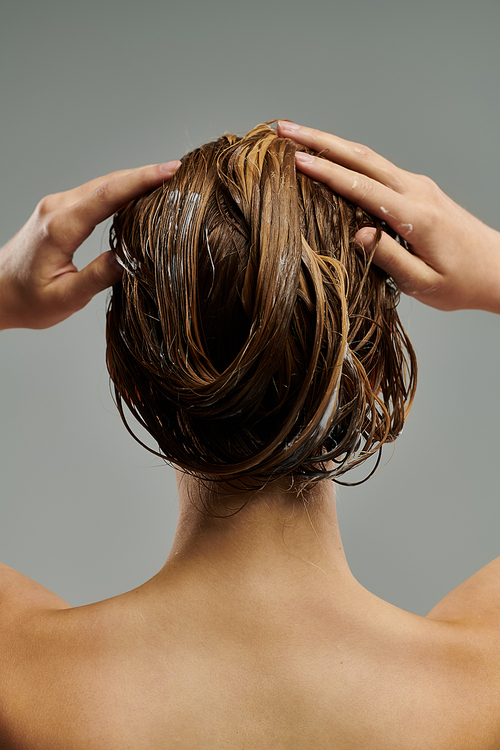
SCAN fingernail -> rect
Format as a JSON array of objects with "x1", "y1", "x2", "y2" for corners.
[
  {"x1": 295, "y1": 152, "x2": 315, "y2": 165},
  {"x1": 159, "y1": 160, "x2": 182, "y2": 174},
  {"x1": 279, "y1": 120, "x2": 301, "y2": 133},
  {"x1": 355, "y1": 229, "x2": 375, "y2": 252},
  {"x1": 106, "y1": 251, "x2": 124, "y2": 274}
]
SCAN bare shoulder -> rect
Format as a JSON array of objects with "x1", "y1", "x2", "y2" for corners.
[
  {"x1": 0, "y1": 563, "x2": 74, "y2": 748},
  {"x1": 0, "y1": 562, "x2": 72, "y2": 703},
  {"x1": 423, "y1": 556, "x2": 500, "y2": 701},
  {"x1": 0, "y1": 561, "x2": 71, "y2": 617},
  {"x1": 427, "y1": 556, "x2": 500, "y2": 628}
]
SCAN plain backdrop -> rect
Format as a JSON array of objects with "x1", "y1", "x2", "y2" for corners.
[{"x1": 1, "y1": 0, "x2": 499, "y2": 612}]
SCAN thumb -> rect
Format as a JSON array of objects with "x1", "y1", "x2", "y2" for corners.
[
  {"x1": 62, "y1": 251, "x2": 123, "y2": 311},
  {"x1": 355, "y1": 228, "x2": 437, "y2": 297}
]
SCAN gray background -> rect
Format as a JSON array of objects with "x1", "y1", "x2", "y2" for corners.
[{"x1": 1, "y1": 0, "x2": 499, "y2": 613}]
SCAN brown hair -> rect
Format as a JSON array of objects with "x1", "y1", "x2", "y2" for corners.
[{"x1": 106, "y1": 123, "x2": 416, "y2": 490}]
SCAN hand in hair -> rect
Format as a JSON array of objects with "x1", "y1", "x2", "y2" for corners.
[
  {"x1": 278, "y1": 121, "x2": 500, "y2": 314},
  {"x1": 107, "y1": 124, "x2": 416, "y2": 489},
  {"x1": 0, "y1": 162, "x2": 180, "y2": 330}
]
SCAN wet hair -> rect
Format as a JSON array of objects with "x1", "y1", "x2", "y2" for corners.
[{"x1": 106, "y1": 123, "x2": 416, "y2": 491}]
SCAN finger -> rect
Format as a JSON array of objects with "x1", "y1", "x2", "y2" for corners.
[
  {"x1": 76, "y1": 160, "x2": 182, "y2": 222},
  {"x1": 356, "y1": 228, "x2": 440, "y2": 298},
  {"x1": 40, "y1": 161, "x2": 182, "y2": 262},
  {"x1": 53, "y1": 251, "x2": 123, "y2": 313},
  {"x1": 50, "y1": 161, "x2": 182, "y2": 252},
  {"x1": 52, "y1": 167, "x2": 157, "y2": 209},
  {"x1": 278, "y1": 121, "x2": 406, "y2": 194},
  {"x1": 47, "y1": 161, "x2": 182, "y2": 219},
  {"x1": 295, "y1": 152, "x2": 413, "y2": 240}
]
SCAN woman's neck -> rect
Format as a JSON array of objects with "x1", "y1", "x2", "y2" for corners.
[{"x1": 158, "y1": 471, "x2": 354, "y2": 595}]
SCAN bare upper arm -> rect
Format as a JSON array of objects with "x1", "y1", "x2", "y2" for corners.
[
  {"x1": 0, "y1": 562, "x2": 71, "y2": 619},
  {"x1": 426, "y1": 556, "x2": 500, "y2": 626},
  {"x1": 0, "y1": 565, "x2": 71, "y2": 748}
]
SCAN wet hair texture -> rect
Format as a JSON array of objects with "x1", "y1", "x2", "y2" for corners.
[{"x1": 107, "y1": 123, "x2": 417, "y2": 490}]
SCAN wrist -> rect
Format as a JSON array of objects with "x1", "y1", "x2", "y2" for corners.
[{"x1": 478, "y1": 226, "x2": 500, "y2": 314}]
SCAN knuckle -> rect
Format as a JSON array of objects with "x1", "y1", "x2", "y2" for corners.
[
  {"x1": 44, "y1": 213, "x2": 74, "y2": 246},
  {"x1": 358, "y1": 177, "x2": 375, "y2": 199},
  {"x1": 403, "y1": 271, "x2": 440, "y2": 300},
  {"x1": 307, "y1": 128, "x2": 323, "y2": 148},
  {"x1": 416, "y1": 173, "x2": 439, "y2": 197},
  {"x1": 43, "y1": 215, "x2": 61, "y2": 242},
  {"x1": 36, "y1": 193, "x2": 58, "y2": 216},
  {"x1": 400, "y1": 276, "x2": 425, "y2": 297},
  {"x1": 416, "y1": 202, "x2": 438, "y2": 236},
  {"x1": 417, "y1": 173, "x2": 436, "y2": 187},
  {"x1": 95, "y1": 181, "x2": 112, "y2": 202},
  {"x1": 89, "y1": 263, "x2": 105, "y2": 288},
  {"x1": 352, "y1": 143, "x2": 372, "y2": 159}
]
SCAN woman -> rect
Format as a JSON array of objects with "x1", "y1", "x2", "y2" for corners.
[{"x1": 0, "y1": 122, "x2": 499, "y2": 749}]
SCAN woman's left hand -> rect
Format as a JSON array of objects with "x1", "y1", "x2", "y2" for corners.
[
  {"x1": 0, "y1": 161, "x2": 180, "y2": 330},
  {"x1": 277, "y1": 121, "x2": 500, "y2": 313}
]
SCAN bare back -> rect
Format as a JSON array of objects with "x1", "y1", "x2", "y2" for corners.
[{"x1": 2, "y1": 561, "x2": 500, "y2": 750}]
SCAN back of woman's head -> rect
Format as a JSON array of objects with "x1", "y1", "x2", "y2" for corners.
[{"x1": 107, "y1": 123, "x2": 416, "y2": 491}]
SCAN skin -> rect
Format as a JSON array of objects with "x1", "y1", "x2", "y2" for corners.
[
  {"x1": 0, "y1": 161, "x2": 181, "y2": 330},
  {"x1": 277, "y1": 120, "x2": 500, "y2": 314},
  {"x1": 2, "y1": 148, "x2": 500, "y2": 749}
]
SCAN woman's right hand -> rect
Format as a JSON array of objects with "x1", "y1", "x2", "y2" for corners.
[
  {"x1": 0, "y1": 161, "x2": 180, "y2": 330},
  {"x1": 277, "y1": 121, "x2": 500, "y2": 314}
]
